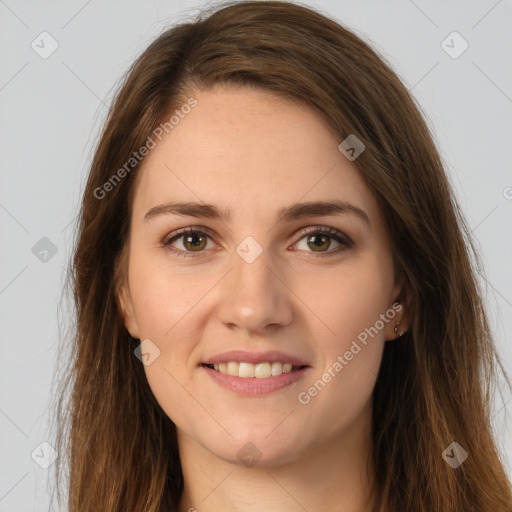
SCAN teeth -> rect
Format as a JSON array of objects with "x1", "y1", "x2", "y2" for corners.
[
  {"x1": 227, "y1": 362, "x2": 239, "y2": 377},
  {"x1": 239, "y1": 362, "x2": 255, "y2": 378},
  {"x1": 255, "y1": 362, "x2": 271, "y2": 378},
  {"x1": 210, "y1": 361, "x2": 298, "y2": 378},
  {"x1": 271, "y1": 362, "x2": 282, "y2": 376}
]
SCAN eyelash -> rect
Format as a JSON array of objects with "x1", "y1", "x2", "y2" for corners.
[{"x1": 161, "y1": 225, "x2": 353, "y2": 259}]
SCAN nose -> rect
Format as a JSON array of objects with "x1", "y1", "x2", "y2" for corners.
[{"x1": 216, "y1": 246, "x2": 293, "y2": 334}]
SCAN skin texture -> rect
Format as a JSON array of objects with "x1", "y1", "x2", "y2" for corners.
[{"x1": 116, "y1": 85, "x2": 409, "y2": 512}]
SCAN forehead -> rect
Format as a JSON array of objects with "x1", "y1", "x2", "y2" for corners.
[{"x1": 131, "y1": 86, "x2": 379, "y2": 225}]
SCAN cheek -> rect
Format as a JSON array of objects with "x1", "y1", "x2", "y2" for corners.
[
  {"x1": 127, "y1": 251, "x2": 206, "y2": 399},
  {"x1": 128, "y1": 255, "x2": 207, "y2": 426},
  {"x1": 294, "y1": 256, "x2": 393, "y2": 351},
  {"x1": 128, "y1": 246, "x2": 209, "y2": 339},
  {"x1": 293, "y1": 259, "x2": 392, "y2": 416}
]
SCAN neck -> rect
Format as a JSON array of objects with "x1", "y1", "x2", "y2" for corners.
[{"x1": 177, "y1": 400, "x2": 377, "y2": 512}]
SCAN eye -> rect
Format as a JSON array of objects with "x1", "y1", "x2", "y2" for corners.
[
  {"x1": 162, "y1": 227, "x2": 216, "y2": 258},
  {"x1": 292, "y1": 226, "x2": 353, "y2": 257},
  {"x1": 161, "y1": 225, "x2": 352, "y2": 258}
]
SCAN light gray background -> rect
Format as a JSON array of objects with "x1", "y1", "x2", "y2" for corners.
[{"x1": 1, "y1": 0, "x2": 511, "y2": 510}]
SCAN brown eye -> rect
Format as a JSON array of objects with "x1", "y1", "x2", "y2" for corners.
[
  {"x1": 163, "y1": 228, "x2": 215, "y2": 258},
  {"x1": 306, "y1": 233, "x2": 332, "y2": 252},
  {"x1": 294, "y1": 226, "x2": 353, "y2": 256},
  {"x1": 181, "y1": 232, "x2": 208, "y2": 251}
]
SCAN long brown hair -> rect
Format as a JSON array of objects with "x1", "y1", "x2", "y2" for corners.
[{"x1": 50, "y1": 1, "x2": 512, "y2": 510}]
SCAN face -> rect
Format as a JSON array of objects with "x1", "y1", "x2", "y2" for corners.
[{"x1": 116, "y1": 85, "x2": 406, "y2": 466}]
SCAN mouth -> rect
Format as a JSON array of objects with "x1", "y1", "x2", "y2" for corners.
[
  {"x1": 200, "y1": 353, "x2": 312, "y2": 395},
  {"x1": 200, "y1": 350, "x2": 312, "y2": 395}
]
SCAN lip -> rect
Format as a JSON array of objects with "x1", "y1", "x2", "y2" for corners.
[
  {"x1": 201, "y1": 350, "x2": 310, "y2": 366},
  {"x1": 202, "y1": 364, "x2": 312, "y2": 395}
]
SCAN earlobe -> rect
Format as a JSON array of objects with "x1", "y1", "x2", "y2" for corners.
[
  {"x1": 385, "y1": 284, "x2": 413, "y2": 342},
  {"x1": 385, "y1": 303, "x2": 408, "y2": 341},
  {"x1": 392, "y1": 319, "x2": 405, "y2": 337}
]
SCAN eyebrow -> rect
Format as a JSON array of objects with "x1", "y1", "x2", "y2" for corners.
[{"x1": 143, "y1": 200, "x2": 370, "y2": 226}]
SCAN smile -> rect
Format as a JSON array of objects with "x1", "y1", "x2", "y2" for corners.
[
  {"x1": 201, "y1": 362, "x2": 311, "y2": 395},
  {"x1": 203, "y1": 361, "x2": 305, "y2": 378}
]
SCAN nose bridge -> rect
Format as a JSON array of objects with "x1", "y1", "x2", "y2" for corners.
[{"x1": 216, "y1": 238, "x2": 292, "y2": 332}]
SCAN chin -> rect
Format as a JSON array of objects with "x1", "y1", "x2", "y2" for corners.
[{"x1": 200, "y1": 426, "x2": 307, "y2": 468}]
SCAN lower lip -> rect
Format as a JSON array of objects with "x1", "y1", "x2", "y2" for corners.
[{"x1": 202, "y1": 365, "x2": 311, "y2": 395}]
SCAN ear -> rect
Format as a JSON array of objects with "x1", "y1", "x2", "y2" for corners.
[
  {"x1": 113, "y1": 247, "x2": 140, "y2": 339},
  {"x1": 384, "y1": 280, "x2": 413, "y2": 342}
]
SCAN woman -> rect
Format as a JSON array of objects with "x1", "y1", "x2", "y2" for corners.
[{"x1": 50, "y1": 1, "x2": 512, "y2": 510}]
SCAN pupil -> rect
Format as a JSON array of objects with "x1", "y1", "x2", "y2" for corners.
[
  {"x1": 185, "y1": 233, "x2": 205, "y2": 250},
  {"x1": 309, "y1": 234, "x2": 329, "y2": 250}
]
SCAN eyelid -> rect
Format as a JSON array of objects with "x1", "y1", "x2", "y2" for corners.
[
  {"x1": 161, "y1": 225, "x2": 217, "y2": 246},
  {"x1": 293, "y1": 225, "x2": 353, "y2": 246}
]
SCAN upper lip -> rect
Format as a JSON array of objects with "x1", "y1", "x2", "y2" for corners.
[{"x1": 202, "y1": 350, "x2": 311, "y2": 367}]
